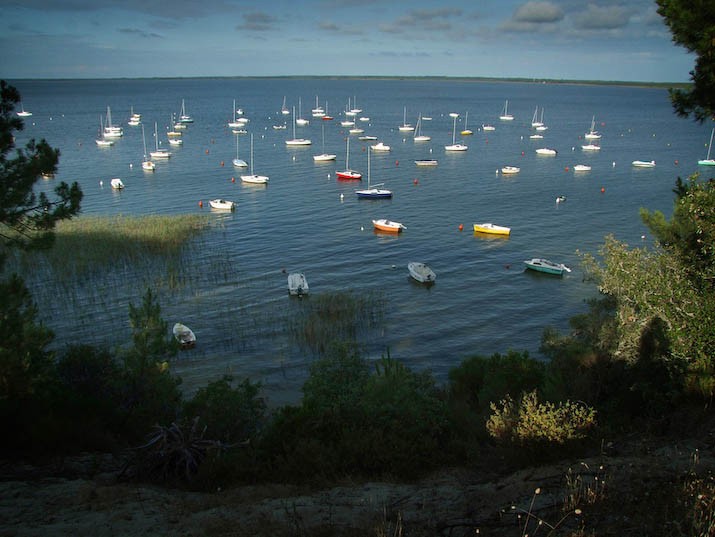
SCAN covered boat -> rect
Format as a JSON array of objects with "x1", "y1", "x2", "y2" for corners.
[
  {"x1": 408, "y1": 261, "x2": 436, "y2": 284},
  {"x1": 173, "y1": 322, "x2": 196, "y2": 349},
  {"x1": 287, "y1": 273, "x2": 309, "y2": 296}
]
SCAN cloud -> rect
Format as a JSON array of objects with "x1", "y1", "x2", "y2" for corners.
[
  {"x1": 513, "y1": 1, "x2": 564, "y2": 23},
  {"x1": 118, "y1": 27, "x2": 163, "y2": 38},
  {"x1": 378, "y1": 7, "x2": 464, "y2": 36},
  {"x1": 572, "y1": 4, "x2": 631, "y2": 30},
  {"x1": 236, "y1": 11, "x2": 277, "y2": 32},
  {"x1": 317, "y1": 21, "x2": 364, "y2": 35}
]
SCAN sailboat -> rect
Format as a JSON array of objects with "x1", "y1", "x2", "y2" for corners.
[
  {"x1": 499, "y1": 100, "x2": 514, "y2": 121},
  {"x1": 95, "y1": 115, "x2": 114, "y2": 147},
  {"x1": 584, "y1": 115, "x2": 601, "y2": 139},
  {"x1": 16, "y1": 102, "x2": 32, "y2": 117},
  {"x1": 460, "y1": 111, "x2": 473, "y2": 135},
  {"x1": 103, "y1": 106, "x2": 123, "y2": 138},
  {"x1": 311, "y1": 96, "x2": 325, "y2": 118},
  {"x1": 149, "y1": 122, "x2": 171, "y2": 159},
  {"x1": 445, "y1": 113, "x2": 468, "y2": 151},
  {"x1": 228, "y1": 99, "x2": 243, "y2": 128},
  {"x1": 178, "y1": 99, "x2": 193, "y2": 123},
  {"x1": 232, "y1": 133, "x2": 248, "y2": 168},
  {"x1": 141, "y1": 124, "x2": 155, "y2": 171},
  {"x1": 286, "y1": 106, "x2": 311, "y2": 146},
  {"x1": 356, "y1": 144, "x2": 392, "y2": 199},
  {"x1": 398, "y1": 106, "x2": 413, "y2": 132},
  {"x1": 281, "y1": 96, "x2": 290, "y2": 115},
  {"x1": 296, "y1": 97, "x2": 309, "y2": 126},
  {"x1": 240, "y1": 134, "x2": 269, "y2": 184},
  {"x1": 413, "y1": 114, "x2": 431, "y2": 142},
  {"x1": 336, "y1": 137, "x2": 362, "y2": 180},
  {"x1": 699, "y1": 128, "x2": 715, "y2": 166},
  {"x1": 313, "y1": 122, "x2": 336, "y2": 161},
  {"x1": 531, "y1": 106, "x2": 543, "y2": 127}
]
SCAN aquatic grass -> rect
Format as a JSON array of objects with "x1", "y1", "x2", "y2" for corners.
[{"x1": 288, "y1": 290, "x2": 386, "y2": 355}]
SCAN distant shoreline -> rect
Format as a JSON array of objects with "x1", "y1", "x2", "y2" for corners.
[{"x1": 7, "y1": 75, "x2": 690, "y2": 89}]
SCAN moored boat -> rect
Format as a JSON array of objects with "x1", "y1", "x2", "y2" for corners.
[
  {"x1": 407, "y1": 261, "x2": 436, "y2": 284},
  {"x1": 372, "y1": 219, "x2": 405, "y2": 233},
  {"x1": 632, "y1": 160, "x2": 656, "y2": 168},
  {"x1": 501, "y1": 166, "x2": 520, "y2": 175},
  {"x1": 523, "y1": 258, "x2": 571, "y2": 276},
  {"x1": 287, "y1": 273, "x2": 309, "y2": 296},
  {"x1": 110, "y1": 178, "x2": 124, "y2": 190},
  {"x1": 173, "y1": 322, "x2": 196, "y2": 349},
  {"x1": 209, "y1": 199, "x2": 236, "y2": 210},
  {"x1": 473, "y1": 222, "x2": 511, "y2": 236}
]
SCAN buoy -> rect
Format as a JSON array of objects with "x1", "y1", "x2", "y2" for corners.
[
  {"x1": 395, "y1": 160, "x2": 399, "y2": 166},
  {"x1": 231, "y1": 177, "x2": 235, "y2": 183},
  {"x1": 360, "y1": 226, "x2": 364, "y2": 231},
  {"x1": 205, "y1": 149, "x2": 209, "y2": 154},
  {"x1": 129, "y1": 163, "x2": 133, "y2": 168},
  {"x1": 521, "y1": 151, "x2": 525, "y2": 156},
  {"x1": 565, "y1": 166, "x2": 569, "y2": 172},
  {"x1": 413, "y1": 178, "x2": 418, "y2": 185},
  {"x1": 674, "y1": 159, "x2": 679, "y2": 165},
  {"x1": 601, "y1": 187, "x2": 605, "y2": 193},
  {"x1": 340, "y1": 193, "x2": 344, "y2": 200},
  {"x1": 220, "y1": 161, "x2": 224, "y2": 167},
  {"x1": 199, "y1": 200, "x2": 203, "y2": 207},
  {"x1": 458, "y1": 223, "x2": 464, "y2": 231},
  {"x1": 612, "y1": 161, "x2": 616, "y2": 167},
  {"x1": 496, "y1": 169, "x2": 499, "y2": 175},
  {"x1": 99, "y1": 180, "x2": 103, "y2": 186}
]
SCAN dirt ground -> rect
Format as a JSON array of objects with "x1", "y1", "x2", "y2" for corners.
[{"x1": 1, "y1": 435, "x2": 713, "y2": 537}]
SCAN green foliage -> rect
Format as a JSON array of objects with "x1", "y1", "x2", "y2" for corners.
[
  {"x1": 486, "y1": 390, "x2": 597, "y2": 447},
  {"x1": 118, "y1": 289, "x2": 182, "y2": 441},
  {"x1": 0, "y1": 80, "x2": 82, "y2": 269},
  {"x1": 0, "y1": 273, "x2": 54, "y2": 402},
  {"x1": 656, "y1": 1, "x2": 715, "y2": 121},
  {"x1": 183, "y1": 375, "x2": 266, "y2": 444},
  {"x1": 448, "y1": 350, "x2": 545, "y2": 414}
]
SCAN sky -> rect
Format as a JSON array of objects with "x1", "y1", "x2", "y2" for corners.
[{"x1": 0, "y1": 0, "x2": 695, "y2": 82}]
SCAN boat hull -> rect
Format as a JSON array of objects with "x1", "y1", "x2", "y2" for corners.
[
  {"x1": 173, "y1": 323, "x2": 196, "y2": 349},
  {"x1": 408, "y1": 262, "x2": 436, "y2": 283},
  {"x1": 523, "y1": 258, "x2": 569, "y2": 276},
  {"x1": 372, "y1": 219, "x2": 404, "y2": 233},
  {"x1": 287, "y1": 273, "x2": 309, "y2": 296},
  {"x1": 473, "y1": 223, "x2": 511, "y2": 236}
]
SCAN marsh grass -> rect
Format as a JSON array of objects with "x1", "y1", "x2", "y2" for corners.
[{"x1": 288, "y1": 290, "x2": 386, "y2": 355}]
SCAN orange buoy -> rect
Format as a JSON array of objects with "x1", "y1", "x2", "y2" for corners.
[
  {"x1": 395, "y1": 160, "x2": 399, "y2": 166},
  {"x1": 231, "y1": 177, "x2": 235, "y2": 183},
  {"x1": 198, "y1": 200, "x2": 203, "y2": 207},
  {"x1": 601, "y1": 187, "x2": 605, "y2": 193},
  {"x1": 674, "y1": 160, "x2": 679, "y2": 165},
  {"x1": 565, "y1": 166, "x2": 569, "y2": 172},
  {"x1": 521, "y1": 151, "x2": 525, "y2": 156},
  {"x1": 220, "y1": 161, "x2": 224, "y2": 167},
  {"x1": 205, "y1": 149, "x2": 209, "y2": 154},
  {"x1": 413, "y1": 178, "x2": 419, "y2": 185},
  {"x1": 458, "y1": 223, "x2": 464, "y2": 231}
]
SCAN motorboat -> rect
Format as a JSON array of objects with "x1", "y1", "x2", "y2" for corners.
[
  {"x1": 173, "y1": 322, "x2": 196, "y2": 349},
  {"x1": 473, "y1": 222, "x2": 511, "y2": 236},
  {"x1": 523, "y1": 258, "x2": 571, "y2": 276},
  {"x1": 632, "y1": 160, "x2": 656, "y2": 168},
  {"x1": 372, "y1": 219, "x2": 405, "y2": 233},
  {"x1": 209, "y1": 199, "x2": 236, "y2": 210},
  {"x1": 408, "y1": 262, "x2": 436, "y2": 284},
  {"x1": 501, "y1": 166, "x2": 520, "y2": 175},
  {"x1": 287, "y1": 273, "x2": 309, "y2": 296}
]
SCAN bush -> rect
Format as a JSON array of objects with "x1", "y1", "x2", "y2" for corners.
[
  {"x1": 183, "y1": 375, "x2": 266, "y2": 444},
  {"x1": 487, "y1": 390, "x2": 597, "y2": 448}
]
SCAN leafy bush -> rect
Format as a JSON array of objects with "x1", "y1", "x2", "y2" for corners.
[
  {"x1": 487, "y1": 390, "x2": 597, "y2": 447},
  {"x1": 183, "y1": 375, "x2": 266, "y2": 444}
]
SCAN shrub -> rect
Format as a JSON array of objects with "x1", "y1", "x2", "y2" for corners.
[
  {"x1": 487, "y1": 390, "x2": 597, "y2": 447},
  {"x1": 183, "y1": 375, "x2": 266, "y2": 444}
]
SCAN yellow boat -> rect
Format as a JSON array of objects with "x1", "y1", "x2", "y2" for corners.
[{"x1": 473, "y1": 222, "x2": 511, "y2": 236}]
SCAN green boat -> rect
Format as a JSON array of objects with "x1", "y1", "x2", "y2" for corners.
[{"x1": 524, "y1": 258, "x2": 571, "y2": 276}]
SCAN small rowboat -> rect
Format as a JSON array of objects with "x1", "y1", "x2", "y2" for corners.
[
  {"x1": 473, "y1": 222, "x2": 511, "y2": 236},
  {"x1": 408, "y1": 261, "x2": 436, "y2": 284},
  {"x1": 173, "y1": 322, "x2": 196, "y2": 349},
  {"x1": 287, "y1": 273, "x2": 309, "y2": 296},
  {"x1": 501, "y1": 166, "x2": 520, "y2": 174},
  {"x1": 632, "y1": 160, "x2": 656, "y2": 168},
  {"x1": 372, "y1": 219, "x2": 405, "y2": 233},
  {"x1": 536, "y1": 148, "x2": 557, "y2": 156},
  {"x1": 523, "y1": 258, "x2": 571, "y2": 276},
  {"x1": 415, "y1": 159, "x2": 438, "y2": 166},
  {"x1": 110, "y1": 178, "x2": 124, "y2": 190}
]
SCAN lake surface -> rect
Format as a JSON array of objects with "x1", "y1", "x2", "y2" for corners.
[{"x1": 11, "y1": 77, "x2": 714, "y2": 404}]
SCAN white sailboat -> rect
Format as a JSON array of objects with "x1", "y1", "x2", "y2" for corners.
[
  {"x1": 398, "y1": 106, "x2": 413, "y2": 132},
  {"x1": 356, "y1": 145, "x2": 392, "y2": 199},
  {"x1": 584, "y1": 115, "x2": 601, "y2": 139},
  {"x1": 141, "y1": 124, "x2": 155, "y2": 171},
  {"x1": 232, "y1": 133, "x2": 248, "y2": 168},
  {"x1": 313, "y1": 122, "x2": 336, "y2": 161},
  {"x1": 460, "y1": 111, "x2": 473, "y2": 135},
  {"x1": 531, "y1": 106, "x2": 543, "y2": 128},
  {"x1": 698, "y1": 128, "x2": 715, "y2": 166},
  {"x1": 95, "y1": 115, "x2": 114, "y2": 147},
  {"x1": 311, "y1": 96, "x2": 325, "y2": 118},
  {"x1": 413, "y1": 114, "x2": 431, "y2": 142},
  {"x1": 286, "y1": 106, "x2": 311, "y2": 146},
  {"x1": 103, "y1": 106, "x2": 123, "y2": 138},
  {"x1": 241, "y1": 134, "x2": 269, "y2": 184},
  {"x1": 445, "y1": 114, "x2": 468, "y2": 151},
  {"x1": 499, "y1": 100, "x2": 514, "y2": 121},
  {"x1": 296, "y1": 97, "x2": 309, "y2": 126},
  {"x1": 150, "y1": 122, "x2": 171, "y2": 159},
  {"x1": 16, "y1": 102, "x2": 32, "y2": 117},
  {"x1": 281, "y1": 96, "x2": 290, "y2": 115},
  {"x1": 178, "y1": 99, "x2": 193, "y2": 123},
  {"x1": 228, "y1": 99, "x2": 243, "y2": 128}
]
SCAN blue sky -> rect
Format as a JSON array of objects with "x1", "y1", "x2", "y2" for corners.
[{"x1": 0, "y1": 0, "x2": 694, "y2": 82}]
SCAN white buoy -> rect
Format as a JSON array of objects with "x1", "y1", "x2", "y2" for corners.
[
  {"x1": 340, "y1": 193, "x2": 344, "y2": 200},
  {"x1": 612, "y1": 161, "x2": 616, "y2": 167},
  {"x1": 99, "y1": 180, "x2": 103, "y2": 187},
  {"x1": 360, "y1": 226, "x2": 364, "y2": 231},
  {"x1": 129, "y1": 163, "x2": 133, "y2": 168}
]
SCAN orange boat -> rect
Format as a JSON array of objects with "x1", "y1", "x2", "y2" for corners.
[{"x1": 372, "y1": 219, "x2": 405, "y2": 233}]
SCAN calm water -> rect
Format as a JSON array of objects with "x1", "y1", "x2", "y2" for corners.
[{"x1": 11, "y1": 78, "x2": 714, "y2": 404}]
